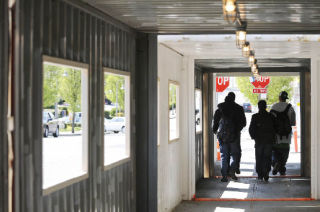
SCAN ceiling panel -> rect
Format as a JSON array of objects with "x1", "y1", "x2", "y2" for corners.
[{"x1": 82, "y1": 0, "x2": 320, "y2": 33}]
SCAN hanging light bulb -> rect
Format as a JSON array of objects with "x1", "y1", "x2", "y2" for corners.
[
  {"x1": 248, "y1": 50, "x2": 255, "y2": 66},
  {"x1": 236, "y1": 21, "x2": 247, "y2": 49},
  {"x1": 222, "y1": 0, "x2": 237, "y2": 23},
  {"x1": 242, "y1": 42, "x2": 250, "y2": 57},
  {"x1": 251, "y1": 64, "x2": 259, "y2": 74}
]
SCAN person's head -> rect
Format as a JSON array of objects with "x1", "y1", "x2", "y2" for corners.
[
  {"x1": 279, "y1": 91, "x2": 289, "y2": 102},
  {"x1": 226, "y1": 92, "x2": 236, "y2": 102},
  {"x1": 258, "y1": 100, "x2": 267, "y2": 111}
]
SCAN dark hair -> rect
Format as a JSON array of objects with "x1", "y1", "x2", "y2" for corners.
[
  {"x1": 227, "y1": 92, "x2": 235, "y2": 102},
  {"x1": 258, "y1": 100, "x2": 267, "y2": 111},
  {"x1": 279, "y1": 91, "x2": 289, "y2": 101}
]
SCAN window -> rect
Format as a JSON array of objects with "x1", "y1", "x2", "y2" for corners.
[
  {"x1": 42, "y1": 56, "x2": 88, "y2": 194},
  {"x1": 169, "y1": 81, "x2": 180, "y2": 142},
  {"x1": 103, "y1": 68, "x2": 130, "y2": 167},
  {"x1": 195, "y1": 89, "x2": 202, "y2": 133}
]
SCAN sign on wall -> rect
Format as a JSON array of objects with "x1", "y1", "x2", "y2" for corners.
[
  {"x1": 250, "y1": 76, "x2": 270, "y2": 88},
  {"x1": 216, "y1": 77, "x2": 230, "y2": 92}
]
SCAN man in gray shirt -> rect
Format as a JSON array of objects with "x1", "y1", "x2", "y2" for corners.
[{"x1": 270, "y1": 91, "x2": 296, "y2": 175}]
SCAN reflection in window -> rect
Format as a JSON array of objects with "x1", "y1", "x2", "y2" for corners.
[
  {"x1": 169, "y1": 82, "x2": 180, "y2": 141},
  {"x1": 104, "y1": 70, "x2": 130, "y2": 166},
  {"x1": 42, "y1": 61, "x2": 88, "y2": 190},
  {"x1": 195, "y1": 89, "x2": 202, "y2": 133}
]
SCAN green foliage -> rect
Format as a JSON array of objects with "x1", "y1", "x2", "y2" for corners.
[
  {"x1": 169, "y1": 84, "x2": 177, "y2": 109},
  {"x1": 60, "y1": 68, "x2": 82, "y2": 113},
  {"x1": 104, "y1": 74, "x2": 125, "y2": 112},
  {"x1": 104, "y1": 111, "x2": 111, "y2": 119},
  {"x1": 236, "y1": 76, "x2": 296, "y2": 106},
  {"x1": 110, "y1": 108, "x2": 123, "y2": 117},
  {"x1": 43, "y1": 64, "x2": 63, "y2": 108}
]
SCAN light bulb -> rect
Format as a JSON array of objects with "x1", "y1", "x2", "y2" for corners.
[
  {"x1": 238, "y1": 31, "x2": 246, "y2": 41},
  {"x1": 225, "y1": 1, "x2": 236, "y2": 12}
]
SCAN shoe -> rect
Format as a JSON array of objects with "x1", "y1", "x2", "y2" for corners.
[
  {"x1": 280, "y1": 171, "x2": 286, "y2": 176},
  {"x1": 230, "y1": 173, "x2": 238, "y2": 180},
  {"x1": 264, "y1": 175, "x2": 269, "y2": 182},
  {"x1": 221, "y1": 176, "x2": 228, "y2": 182},
  {"x1": 272, "y1": 163, "x2": 279, "y2": 175},
  {"x1": 236, "y1": 168, "x2": 241, "y2": 174},
  {"x1": 258, "y1": 176, "x2": 263, "y2": 181}
]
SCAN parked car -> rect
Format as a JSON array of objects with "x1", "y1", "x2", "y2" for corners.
[
  {"x1": 43, "y1": 111, "x2": 60, "y2": 137},
  {"x1": 243, "y1": 103, "x2": 252, "y2": 113},
  {"x1": 104, "y1": 117, "x2": 125, "y2": 133}
]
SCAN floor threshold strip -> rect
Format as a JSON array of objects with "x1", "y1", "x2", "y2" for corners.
[{"x1": 214, "y1": 175, "x2": 302, "y2": 179}]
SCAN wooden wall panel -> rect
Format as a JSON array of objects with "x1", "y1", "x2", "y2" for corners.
[
  {"x1": 14, "y1": 0, "x2": 136, "y2": 211},
  {"x1": 0, "y1": 0, "x2": 9, "y2": 212}
]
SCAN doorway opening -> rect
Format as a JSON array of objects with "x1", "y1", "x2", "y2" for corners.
[{"x1": 196, "y1": 71, "x2": 311, "y2": 200}]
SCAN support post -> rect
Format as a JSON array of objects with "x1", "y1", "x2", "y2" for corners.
[{"x1": 135, "y1": 33, "x2": 158, "y2": 212}]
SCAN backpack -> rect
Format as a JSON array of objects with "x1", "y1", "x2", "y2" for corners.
[
  {"x1": 271, "y1": 104, "x2": 292, "y2": 139},
  {"x1": 217, "y1": 114, "x2": 236, "y2": 144}
]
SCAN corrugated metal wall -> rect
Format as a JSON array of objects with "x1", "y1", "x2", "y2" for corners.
[
  {"x1": 0, "y1": 1, "x2": 9, "y2": 212},
  {"x1": 13, "y1": 0, "x2": 136, "y2": 211},
  {"x1": 194, "y1": 66, "x2": 204, "y2": 183}
]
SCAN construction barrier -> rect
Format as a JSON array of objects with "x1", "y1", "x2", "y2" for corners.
[
  {"x1": 293, "y1": 126, "x2": 298, "y2": 152},
  {"x1": 217, "y1": 140, "x2": 221, "y2": 161}
]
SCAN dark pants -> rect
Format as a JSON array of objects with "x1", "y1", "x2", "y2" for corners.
[
  {"x1": 255, "y1": 143, "x2": 273, "y2": 177},
  {"x1": 220, "y1": 140, "x2": 241, "y2": 177},
  {"x1": 272, "y1": 144, "x2": 290, "y2": 173}
]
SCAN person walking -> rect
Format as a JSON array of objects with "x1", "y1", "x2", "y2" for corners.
[
  {"x1": 212, "y1": 92, "x2": 246, "y2": 182},
  {"x1": 249, "y1": 100, "x2": 276, "y2": 181},
  {"x1": 270, "y1": 91, "x2": 296, "y2": 176}
]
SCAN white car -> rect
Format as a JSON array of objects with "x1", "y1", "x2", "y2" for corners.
[{"x1": 104, "y1": 117, "x2": 125, "y2": 133}]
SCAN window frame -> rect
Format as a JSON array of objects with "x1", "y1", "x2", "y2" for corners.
[
  {"x1": 42, "y1": 55, "x2": 89, "y2": 195},
  {"x1": 168, "y1": 80, "x2": 180, "y2": 143},
  {"x1": 102, "y1": 67, "x2": 131, "y2": 171}
]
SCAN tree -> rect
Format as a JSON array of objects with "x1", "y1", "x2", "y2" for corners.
[
  {"x1": 236, "y1": 76, "x2": 296, "y2": 106},
  {"x1": 43, "y1": 64, "x2": 63, "y2": 108},
  {"x1": 60, "y1": 68, "x2": 82, "y2": 133},
  {"x1": 104, "y1": 75, "x2": 125, "y2": 113}
]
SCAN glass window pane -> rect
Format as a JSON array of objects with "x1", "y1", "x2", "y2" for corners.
[
  {"x1": 104, "y1": 71, "x2": 130, "y2": 166},
  {"x1": 42, "y1": 62, "x2": 88, "y2": 190},
  {"x1": 169, "y1": 82, "x2": 179, "y2": 141}
]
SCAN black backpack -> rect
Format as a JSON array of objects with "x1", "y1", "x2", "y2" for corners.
[
  {"x1": 217, "y1": 114, "x2": 236, "y2": 144},
  {"x1": 271, "y1": 104, "x2": 292, "y2": 139}
]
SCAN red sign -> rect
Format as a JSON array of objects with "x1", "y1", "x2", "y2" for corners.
[
  {"x1": 253, "y1": 88, "x2": 267, "y2": 93},
  {"x1": 216, "y1": 77, "x2": 230, "y2": 92},
  {"x1": 250, "y1": 76, "x2": 270, "y2": 88}
]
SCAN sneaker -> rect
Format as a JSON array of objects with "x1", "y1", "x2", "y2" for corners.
[{"x1": 221, "y1": 176, "x2": 228, "y2": 182}]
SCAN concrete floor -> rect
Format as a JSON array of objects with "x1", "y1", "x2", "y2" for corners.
[
  {"x1": 196, "y1": 176, "x2": 310, "y2": 199},
  {"x1": 173, "y1": 200, "x2": 320, "y2": 212}
]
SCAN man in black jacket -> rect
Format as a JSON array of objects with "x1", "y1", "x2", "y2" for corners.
[
  {"x1": 249, "y1": 100, "x2": 276, "y2": 181},
  {"x1": 213, "y1": 92, "x2": 246, "y2": 182}
]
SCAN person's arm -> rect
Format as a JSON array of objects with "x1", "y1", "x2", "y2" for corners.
[
  {"x1": 289, "y1": 106, "x2": 296, "y2": 126},
  {"x1": 249, "y1": 115, "x2": 256, "y2": 139},
  {"x1": 239, "y1": 106, "x2": 246, "y2": 129},
  {"x1": 212, "y1": 109, "x2": 221, "y2": 134}
]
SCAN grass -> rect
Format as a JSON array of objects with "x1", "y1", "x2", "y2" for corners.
[{"x1": 60, "y1": 125, "x2": 82, "y2": 132}]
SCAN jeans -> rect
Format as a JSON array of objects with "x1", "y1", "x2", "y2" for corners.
[
  {"x1": 220, "y1": 140, "x2": 241, "y2": 177},
  {"x1": 255, "y1": 143, "x2": 273, "y2": 177},
  {"x1": 272, "y1": 144, "x2": 290, "y2": 173}
]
